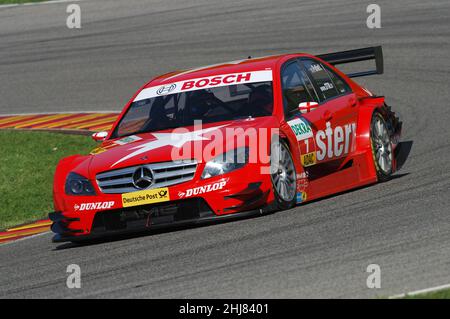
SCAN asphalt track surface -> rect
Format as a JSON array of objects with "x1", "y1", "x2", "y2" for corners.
[{"x1": 0, "y1": 0, "x2": 449, "y2": 298}]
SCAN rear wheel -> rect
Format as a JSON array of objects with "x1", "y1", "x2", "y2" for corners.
[
  {"x1": 270, "y1": 139, "x2": 297, "y2": 210},
  {"x1": 370, "y1": 112, "x2": 393, "y2": 181}
]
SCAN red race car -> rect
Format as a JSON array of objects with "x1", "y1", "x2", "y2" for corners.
[{"x1": 50, "y1": 46, "x2": 411, "y2": 243}]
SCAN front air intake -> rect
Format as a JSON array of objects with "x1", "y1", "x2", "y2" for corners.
[{"x1": 96, "y1": 160, "x2": 197, "y2": 194}]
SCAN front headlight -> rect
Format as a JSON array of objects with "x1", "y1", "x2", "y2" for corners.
[
  {"x1": 65, "y1": 172, "x2": 96, "y2": 195},
  {"x1": 201, "y1": 147, "x2": 249, "y2": 179}
]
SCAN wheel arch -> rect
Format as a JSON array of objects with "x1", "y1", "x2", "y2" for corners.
[
  {"x1": 355, "y1": 97, "x2": 390, "y2": 153},
  {"x1": 355, "y1": 96, "x2": 405, "y2": 176},
  {"x1": 276, "y1": 129, "x2": 304, "y2": 178}
]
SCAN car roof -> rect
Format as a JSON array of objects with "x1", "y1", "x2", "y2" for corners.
[{"x1": 145, "y1": 53, "x2": 307, "y2": 87}]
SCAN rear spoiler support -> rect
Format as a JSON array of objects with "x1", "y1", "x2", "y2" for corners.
[{"x1": 317, "y1": 46, "x2": 383, "y2": 78}]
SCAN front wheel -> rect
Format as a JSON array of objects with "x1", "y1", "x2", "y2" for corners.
[
  {"x1": 370, "y1": 112, "x2": 393, "y2": 182},
  {"x1": 270, "y1": 139, "x2": 297, "y2": 210}
]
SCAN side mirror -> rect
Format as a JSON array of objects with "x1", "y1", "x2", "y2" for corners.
[
  {"x1": 92, "y1": 131, "x2": 108, "y2": 142},
  {"x1": 298, "y1": 101, "x2": 319, "y2": 114}
]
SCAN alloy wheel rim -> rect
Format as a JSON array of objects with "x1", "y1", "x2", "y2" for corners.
[
  {"x1": 372, "y1": 117, "x2": 392, "y2": 174},
  {"x1": 271, "y1": 142, "x2": 296, "y2": 201}
]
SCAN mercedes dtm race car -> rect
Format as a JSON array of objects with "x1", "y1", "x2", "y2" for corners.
[{"x1": 50, "y1": 46, "x2": 411, "y2": 243}]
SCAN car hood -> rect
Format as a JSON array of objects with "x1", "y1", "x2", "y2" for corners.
[{"x1": 85, "y1": 116, "x2": 278, "y2": 177}]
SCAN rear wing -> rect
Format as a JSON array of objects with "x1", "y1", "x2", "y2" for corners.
[{"x1": 317, "y1": 46, "x2": 383, "y2": 78}]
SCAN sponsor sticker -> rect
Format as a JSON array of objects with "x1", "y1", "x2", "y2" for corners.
[
  {"x1": 315, "y1": 121, "x2": 357, "y2": 161},
  {"x1": 179, "y1": 181, "x2": 227, "y2": 198},
  {"x1": 90, "y1": 146, "x2": 107, "y2": 155},
  {"x1": 115, "y1": 135, "x2": 142, "y2": 146},
  {"x1": 133, "y1": 70, "x2": 273, "y2": 102},
  {"x1": 296, "y1": 192, "x2": 307, "y2": 204},
  {"x1": 309, "y1": 63, "x2": 323, "y2": 73},
  {"x1": 74, "y1": 201, "x2": 115, "y2": 211},
  {"x1": 320, "y1": 82, "x2": 334, "y2": 92},
  {"x1": 287, "y1": 118, "x2": 313, "y2": 141},
  {"x1": 301, "y1": 151, "x2": 317, "y2": 167},
  {"x1": 121, "y1": 187, "x2": 170, "y2": 208},
  {"x1": 156, "y1": 84, "x2": 177, "y2": 95},
  {"x1": 296, "y1": 178, "x2": 309, "y2": 192}
]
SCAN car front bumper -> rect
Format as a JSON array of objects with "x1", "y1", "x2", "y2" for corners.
[{"x1": 50, "y1": 167, "x2": 273, "y2": 242}]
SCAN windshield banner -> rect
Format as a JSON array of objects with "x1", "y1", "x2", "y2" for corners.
[{"x1": 134, "y1": 70, "x2": 273, "y2": 102}]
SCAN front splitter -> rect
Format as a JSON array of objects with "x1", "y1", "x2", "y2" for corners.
[{"x1": 52, "y1": 208, "x2": 264, "y2": 243}]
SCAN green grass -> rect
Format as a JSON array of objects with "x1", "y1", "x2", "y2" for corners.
[
  {"x1": 0, "y1": 130, "x2": 96, "y2": 230},
  {"x1": 402, "y1": 288, "x2": 450, "y2": 299},
  {"x1": 0, "y1": 0, "x2": 50, "y2": 4}
]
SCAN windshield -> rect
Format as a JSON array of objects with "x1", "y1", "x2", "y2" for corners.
[{"x1": 113, "y1": 81, "x2": 273, "y2": 138}]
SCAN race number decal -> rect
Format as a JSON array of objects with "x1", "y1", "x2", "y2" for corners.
[{"x1": 288, "y1": 116, "x2": 317, "y2": 166}]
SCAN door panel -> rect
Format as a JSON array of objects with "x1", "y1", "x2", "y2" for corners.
[
  {"x1": 281, "y1": 60, "x2": 323, "y2": 169},
  {"x1": 300, "y1": 59, "x2": 359, "y2": 165}
]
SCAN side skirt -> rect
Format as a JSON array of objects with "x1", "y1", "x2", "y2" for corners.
[{"x1": 305, "y1": 152, "x2": 377, "y2": 202}]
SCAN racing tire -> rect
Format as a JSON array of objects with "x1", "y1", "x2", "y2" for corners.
[
  {"x1": 270, "y1": 139, "x2": 297, "y2": 210},
  {"x1": 370, "y1": 111, "x2": 393, "y2": 182}
]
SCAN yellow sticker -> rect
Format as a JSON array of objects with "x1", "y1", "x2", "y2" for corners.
[
  {"x1": 302, "y1": 192, "x2": 307, "y2": 202},
  {"x1": 90, "y1": 147, "x2": 107, "y2": 155},
  {"x1": 121, "y1": 187, "x2": 170, "y2": 208},
  {"x1": 301, "y1": 152, "x2": 316, "y2": 167}
]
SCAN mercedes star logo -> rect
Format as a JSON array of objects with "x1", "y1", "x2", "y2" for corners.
[{"x1": 132, "y1": 167, "x2": 154, "y2": 189}]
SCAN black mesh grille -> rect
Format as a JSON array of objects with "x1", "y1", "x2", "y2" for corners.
[{"x1": 91, "y1": 198, "x2": 214, "y2": 233}]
